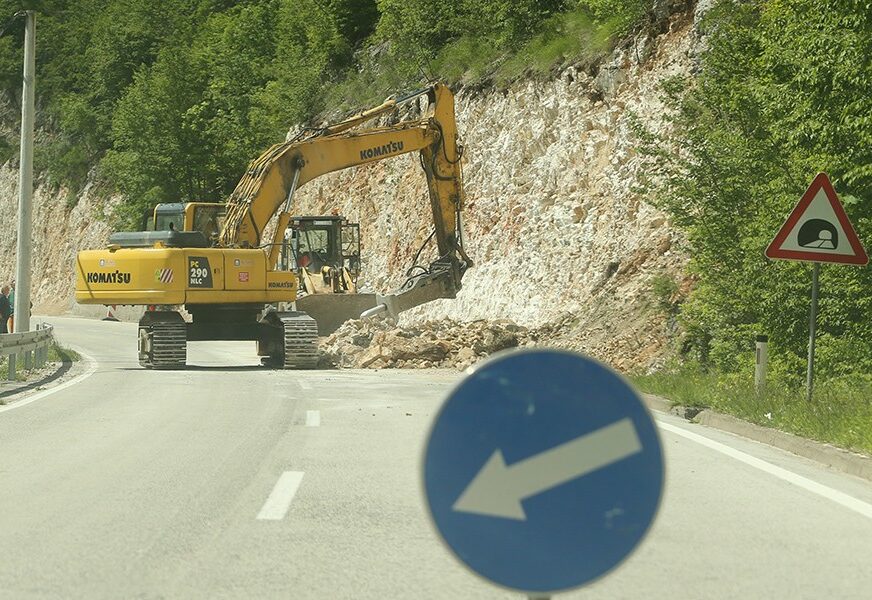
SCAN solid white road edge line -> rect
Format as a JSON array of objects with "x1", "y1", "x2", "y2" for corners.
[
  {"x1": 0, "y1": 347, "x2": 98, "y2": 415},
  {"x1": 257, "y1": 471, "x2": 305, "y2": 520},
  {"x1": 305, "y1": 410, "x2": 321, "y2": 427},
  {"x1": 658, "y1": 420, "x2": 872, "y2": 521}
]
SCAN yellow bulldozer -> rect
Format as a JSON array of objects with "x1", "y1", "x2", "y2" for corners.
[{"x1": 75, "y1": 82, "x2": 472, "y2": 369}]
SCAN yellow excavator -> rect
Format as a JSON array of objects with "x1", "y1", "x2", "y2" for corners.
[
  {"x1": 142, "y1": 204, "x2": 370, "y2": 335},
  {"x1": 75, "y1": 82, "x2": 472, "y2": 369}
]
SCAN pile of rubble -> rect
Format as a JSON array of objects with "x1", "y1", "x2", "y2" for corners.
[
  {"x1": 319, "y1": 309, "x2": 672, "y2": 373},
  {"x1": 319, "y1": 318, "x2": 531, "y2": 370}
]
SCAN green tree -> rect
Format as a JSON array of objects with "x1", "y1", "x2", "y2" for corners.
[
  {"x1": 638, "y1": 0, "x2": 872, "y2": 379},
  {"x1": 102, "y1": 43, "x2": 210, "y2": 220},
  {"x1": 252, "y1": 0, "x2": 349, "y2": 136},
  {"x1": 329, "y1": 0, "x2": 379, "y2": 50},
  {"x1": 374, "y1": 0, "x2": 569, "y2": 59},
  {"x1": 190, "y1": 1, "x2": 282, "y2": 197}
]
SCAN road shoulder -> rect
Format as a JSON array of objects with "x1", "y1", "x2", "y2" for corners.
[
  {"x1": 0, "y1": 352, "x2": 90, "y2": 409},
  {"x1": 642, "y1": 393, "x2": 872, "y2": 483}
]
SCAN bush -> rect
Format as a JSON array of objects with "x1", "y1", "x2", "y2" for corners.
[{"x1": 635, "y1": 1, "x2": 872, "y2": 379}]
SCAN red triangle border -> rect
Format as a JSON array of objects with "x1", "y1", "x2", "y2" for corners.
[{"x1": 765, "y1": 172, "x2": 868, "y2": 265}]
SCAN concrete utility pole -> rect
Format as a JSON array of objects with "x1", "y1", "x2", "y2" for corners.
[{"x1": 14, "y1": 10, "x2": 35, "y2": 334}]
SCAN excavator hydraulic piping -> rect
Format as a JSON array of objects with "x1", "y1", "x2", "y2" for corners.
[
  {"x1": 393, "y1": 85, "x2": 434, "y2": 106},
  {"x1": 282, "y1": 165, "x2": 302, "y2": 214}
]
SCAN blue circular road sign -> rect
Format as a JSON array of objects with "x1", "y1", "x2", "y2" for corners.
[{"x1": 423, "y1": 349, "x2": 664, "y2": 595}]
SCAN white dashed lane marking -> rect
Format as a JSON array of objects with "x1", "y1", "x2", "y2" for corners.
[
  {"x1": 305, "y1": 410, "x2": 320, "y2": 427},
  {"x1": 257, "y1": 472, "x2": 305, "y2": 520}
]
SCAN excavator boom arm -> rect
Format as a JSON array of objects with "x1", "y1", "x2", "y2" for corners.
[
  {"x1": 222, "y1": 124, "x2": 435, "y2": 247},
  {"x1": 219, "y1": 82, "x2": 470, "y2": 319},
  {"x1": 220, "y1": 84, "x2": 464, "y2": 259}
]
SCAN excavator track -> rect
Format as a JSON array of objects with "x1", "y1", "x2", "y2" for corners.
[
  {"x1": 140, "y1": 320, "x2": 187, "y2": 369},
  {"x1": 279, "y1": 314, "x2": 319, "y2": 369}
]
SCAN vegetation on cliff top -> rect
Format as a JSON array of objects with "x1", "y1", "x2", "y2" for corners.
[{"x1": 0, "y1": 0, "x2": 645, "y2": 223}]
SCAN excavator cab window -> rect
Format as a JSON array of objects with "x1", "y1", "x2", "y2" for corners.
[
  {"x1": 280, "y1": 230, "x2": 298, "y2": 272},
  {"x1": 154, "y1": 203, "x2": 188, "y2": 231},
  {"x1": 152, "y1": 203, "x2": 225, "y2": 245},
  {"x1": 191, "y1": 205, "x2": 225, "y2": 244},
  {"x1": 155, "y1": 212, "x2": 184, "y2": 232},
  {"x1": 283, "y1": 217, "x2": 360, "y2": 277},
  {"x1": 297, "y1": 225, "x2": 336, "y2": 271}
]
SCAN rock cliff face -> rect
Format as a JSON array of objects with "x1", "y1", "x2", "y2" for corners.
[
  {"x1": 0, "y1": 164, "x2": 126, "y2": 320},
  {"x1": 292, "y1": 12, "x2": 698, "y2": 371},
  {"x1": 0, "y1": 7, "x2": 700, "y2": 371}
]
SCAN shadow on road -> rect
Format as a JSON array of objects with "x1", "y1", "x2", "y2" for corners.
[{"x1": 116, "y1": 365, "x2": 269, "y2": 372}]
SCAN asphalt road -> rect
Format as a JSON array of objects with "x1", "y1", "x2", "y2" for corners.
[{"x1": 1, "y1": 316, "x2": 871, "y2": 599}]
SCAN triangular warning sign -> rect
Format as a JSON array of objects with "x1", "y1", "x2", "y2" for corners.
[{"x1": 765, "y1": 172, "x2": 868, "y2": 265}]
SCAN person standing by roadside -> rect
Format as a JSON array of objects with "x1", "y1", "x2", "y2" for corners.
[
  {"x1": 0, "y1": 285, "x2": 11, "y2": 334},
  {"x1": 7, "y1": 279, "x2": 14, "y2": 333}
]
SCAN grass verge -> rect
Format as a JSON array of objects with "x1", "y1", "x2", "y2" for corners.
[
  {"x1": 632, "y1": 367, "x2": 872, "y2": 456},
  {"x1": 48, "y1": 341, "x2": 81, "y2": 363},
  {"x1": 0, "y1": 340, "x2": 79, "y2": 384}
]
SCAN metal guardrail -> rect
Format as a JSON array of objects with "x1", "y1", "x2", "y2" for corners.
[{"x1": 0, "y1": 323, "x2": 53, "y2": 381}]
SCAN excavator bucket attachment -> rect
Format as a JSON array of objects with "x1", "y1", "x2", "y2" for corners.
[{"x1": 296, "y1": 293, "x2": 380, "y2": 336}]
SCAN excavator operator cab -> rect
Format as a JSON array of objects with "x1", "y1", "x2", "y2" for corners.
[
  {"x1": 118, "y1": 202, "x2": 225, "y2": 249},
  {"x1": 151, "y1": 203, "x2": 226, "y2": 244},
  {"x1": 282, "y1": 216, "x2": 360, "y2": 278}
]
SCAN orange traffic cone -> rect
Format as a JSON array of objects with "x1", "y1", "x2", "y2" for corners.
[{"x1": 102, "y1": 305, "x2": 120, "y2": 322}]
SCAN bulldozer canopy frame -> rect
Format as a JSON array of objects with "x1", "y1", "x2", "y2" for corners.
[{"x1": 283, "y1": 216, "x2": 360, "y2": 278}]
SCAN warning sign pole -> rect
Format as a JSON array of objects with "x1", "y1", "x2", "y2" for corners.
[
  {"x1": 806, "y1": 263, "x2": 820, "y2": 401},
  {"x1": 765, "y1": 173, "x2": 868, "y2": 403}
]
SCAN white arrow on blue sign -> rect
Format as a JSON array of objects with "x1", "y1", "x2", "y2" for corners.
[{"x1": 423, "y1": 349, "x2": 664, "y2": 595}]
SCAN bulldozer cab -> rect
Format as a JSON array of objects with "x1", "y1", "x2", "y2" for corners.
[
  {"x1": 282, "y1": 216, "x2": 360, "y2": 278},
  {"x1": 286, "y1": 215, "x2": 376, "y2": 336},
  {"x1": 151, "y1": 203, "x2": 226, "y2": 244}
]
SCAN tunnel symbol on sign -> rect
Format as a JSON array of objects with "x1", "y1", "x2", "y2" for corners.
[{"x1": 798, "y1": 219, "x2": 838, "y2": 249}]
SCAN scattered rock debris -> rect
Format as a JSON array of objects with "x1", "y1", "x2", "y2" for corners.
[
  {"x1": 319, "y1": 318, "x2": 531, "y2": 371},
  {"x1": 319, "y1": 311, "x2": 669, "y2": 373}
]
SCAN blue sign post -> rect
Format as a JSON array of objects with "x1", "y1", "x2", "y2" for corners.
[{"x1": 423, "y1": 349, "x2": 664, "y2": 596}]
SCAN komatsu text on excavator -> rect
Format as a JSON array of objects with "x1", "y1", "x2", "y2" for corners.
[{"x1": 75, "y1": 82, "x2": 472, "y2": 369}]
